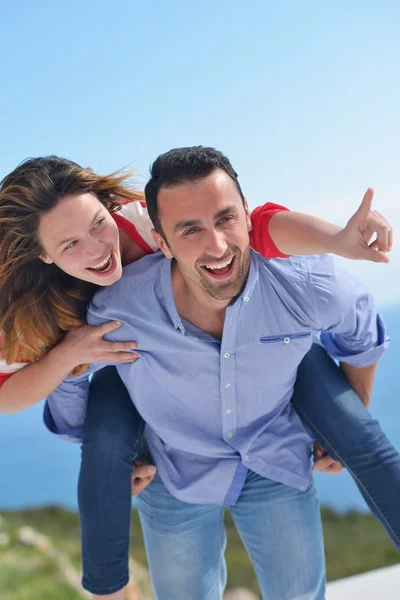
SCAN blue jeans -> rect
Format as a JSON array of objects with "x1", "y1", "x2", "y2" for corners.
[
  {"x1": 79, "y1": 366, "x2": 145, "y2": 595},
  {"x1": 293, "y1": 344, "x2": 400, "y2": 548},
  {"x1": 78, "y1": 346, "x2": 400, "y2": 595},
  {"x1": 137, "y1": 471, "x2": 325, "y2": 600}
]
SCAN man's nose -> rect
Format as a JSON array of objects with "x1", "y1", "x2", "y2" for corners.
[{"x1": 205, "y1": 230, "x2": 228, "y2": 257}]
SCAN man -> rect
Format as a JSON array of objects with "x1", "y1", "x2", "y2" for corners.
[{"x1": 47, "y1": 147, "x2": 388, "y2": 599}]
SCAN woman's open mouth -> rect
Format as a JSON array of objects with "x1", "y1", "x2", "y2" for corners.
[{"x1": 86, "y1": 251, "x2": 116, "y2": 277}]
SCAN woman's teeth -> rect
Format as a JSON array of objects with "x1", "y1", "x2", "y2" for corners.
[{"x1": 88, "y1": 253, "x2": 112, "y2": 272}]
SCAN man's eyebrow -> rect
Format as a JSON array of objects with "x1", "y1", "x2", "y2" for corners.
[
  {"x1": 174, "y1": 206, "x2": 239, "y2": 233},
  {"x1": 214, "y1": 205, "x2": 239, "y2": 219},
  {"x1": 56, "y1": 209, "x2": 103, "y2": 248},
  {"x1": 174, "y1": 218, "x2": 202, "y2": 233}
]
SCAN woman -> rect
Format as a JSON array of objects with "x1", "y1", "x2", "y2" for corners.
[{"x1": 0, "y1": 155, "x2": 398, "y2": 600}]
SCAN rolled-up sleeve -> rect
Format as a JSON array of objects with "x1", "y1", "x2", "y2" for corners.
[
  {"x1": 43, "y1": 372, "x2": 92, "y2": 444},
  {"x1": 309, "y1": 257, "x2": 389, "y2": 367}
]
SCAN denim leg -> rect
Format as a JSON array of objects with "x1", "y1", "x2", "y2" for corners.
[
  {"x1": 137, "y1": 474, "x2": 227, "y2": 600},
  {"x1": 231, "y1": 470, "x2": 326, "y2": 600},
  {"x1": 293, "y1": 343, "x2": 400, "y2": 549},
  {"x1": 79, "y1": 366, "x2": 145, "y2": 595}
]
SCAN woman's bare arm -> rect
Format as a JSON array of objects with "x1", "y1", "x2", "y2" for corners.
[
  {"x1": 0, "y1": 321, "x2": 138, "y2": 414},
  {"x1": 268, "y1": 189, "x2": 392, "y2": 262}
]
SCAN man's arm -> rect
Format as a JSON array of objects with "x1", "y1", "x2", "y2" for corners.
[
  {"x1": 308, "y1": 254, "x2": 389, "y2": 371},
  {"x1": 313, "y1": 361, "x2": 377, "y2": 474},
  {"x1": 44, "y1": 350, "x2": 157, "y2": 492},
  {"x1": 313, "y1": 362, "x2": 377, "y2": 474},
  {"x1": 307, "y1": 256, "x2": 388, "y2": 473},
  {"x1": 44, "y1": 369, "x2": 92, "y2": 443},
  {"x1": 312, "y1": 361, "x2": 378, "y2": 475},
  {"x1": 308, "y1": 255, "x2": 389, "y2": 419},
  {"x1": 339, "y1": 363, "x2": 377, "y2": 409}
]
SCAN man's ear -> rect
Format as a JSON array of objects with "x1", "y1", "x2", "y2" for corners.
[
  {"x1": 39, "y1": 252, "x2": 54, "y2": 264},
  {"x1": 244, "y1": 198, "x2": 252, "y2": 232},
  {"x1": 151, "y1": 229, "x2": 173, "y2": 259}
]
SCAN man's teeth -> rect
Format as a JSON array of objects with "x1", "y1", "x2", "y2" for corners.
[
  {"x1": 205, "y1": 257, "x2": 233, "y2": 270},
  {"x1": 88, "y1": 253, "x2": 112, "y2": 271}
]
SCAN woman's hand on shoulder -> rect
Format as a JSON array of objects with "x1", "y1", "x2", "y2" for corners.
[{"x1": 59, "y1": 321, "x2": 139, "y2": 368}]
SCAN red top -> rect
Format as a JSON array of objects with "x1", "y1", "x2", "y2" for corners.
[{"x1": 249, "y1": 202, "x2": 290, "y2": 259}]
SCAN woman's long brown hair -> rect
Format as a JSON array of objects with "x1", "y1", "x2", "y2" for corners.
[{"x1": 0, "y1": 156, "x2": 144, "y2": 372}]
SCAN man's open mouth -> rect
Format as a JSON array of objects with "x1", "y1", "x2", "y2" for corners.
[{"x1": 202, "y1": 256, "x2": 235, "y2": 278}]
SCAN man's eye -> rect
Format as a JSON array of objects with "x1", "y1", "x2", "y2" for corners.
[
  {"x1": 218, "y1": 216, "x2": 233, "y2": 225},
  {"x1": 184, "y1": 228, "x2": 200, "y2": 236}
]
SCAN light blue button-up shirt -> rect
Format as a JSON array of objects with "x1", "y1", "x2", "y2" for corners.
[{"x1": 44, "y1": 251, "x2": 388, "y2": 505}]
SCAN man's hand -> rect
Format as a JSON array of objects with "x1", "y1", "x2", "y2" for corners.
[
  {"x1": 312, "y1": 443, "x2": 343, "y2": 475},
  {"x1": 131, "y1": 460, "x2": 157, "y2": 496},
  {"x1": 332, "y1": 189, "x2": 393, "y2": 263}
]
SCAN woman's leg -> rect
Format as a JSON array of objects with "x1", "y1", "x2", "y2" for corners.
[
  {"x1": 78, "y1": 366, "x2": 146, "y2": 596},
  {"x1": 292, "y1": 343, "x2": 400, "y2": 549}
]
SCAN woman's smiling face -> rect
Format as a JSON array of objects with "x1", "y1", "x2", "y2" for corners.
[{"x1": 38, "y1": 192, "x2": 123, "y2": 285}]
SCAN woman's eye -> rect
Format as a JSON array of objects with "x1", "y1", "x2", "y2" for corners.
[
  {"x1": 94, "y1": 217, "x2": 106, "y2": 228},
  {"x1": 64, "y1": 240, "x2": 77, "y2": 251}
]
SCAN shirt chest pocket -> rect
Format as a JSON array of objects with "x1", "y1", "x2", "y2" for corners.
[{"x1": 259, "y1": 332, "x2": 311, "y2": 345}]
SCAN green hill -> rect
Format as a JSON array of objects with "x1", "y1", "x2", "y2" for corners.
[{"x1": 0, "y1": 506, "x2": 398, "y2": 599}]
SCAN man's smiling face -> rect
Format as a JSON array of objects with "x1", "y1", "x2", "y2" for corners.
[{"x1": 153, "y1": 169, "x2": 252, "y2": 302}]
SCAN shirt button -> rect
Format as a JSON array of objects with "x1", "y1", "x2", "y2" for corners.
[
  {"x1": 227, "y1": 432, "x2": 233, "y2": 438},
  {"x1": 225, "y1": 382, "x2": 231, "y2": 388},
  {"x1": 224, "y1": 352, "x2": 230, "y2": 358},
  {"x1": 244, "y1": 296, "x2": 250, "y2": 302},
  {"x1": 225, "y1": 409, "x2": 232, "y2": 415},
  {"x1": 284, "y1": 337, "x2": 290, "y2": 344},
  {"x1": 244, "y1": 455, "x2": 249, "y2": 461}
]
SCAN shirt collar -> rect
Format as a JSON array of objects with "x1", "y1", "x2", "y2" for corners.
[
  {"x1": 159, "y1": 250, "x2": 260, "y2": 332},
  {"x1": 238, "y1": 250, "x2": 259, "y2": 305},
  {"x1": 160, "y1": 258, "x2": 185, "y2": 332}
]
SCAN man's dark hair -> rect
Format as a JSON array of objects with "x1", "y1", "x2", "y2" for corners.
[{"x1": 145, "y1": 146, "x2": 244, "y2": 235}]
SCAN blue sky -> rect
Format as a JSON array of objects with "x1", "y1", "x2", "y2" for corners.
[{"x1": 1, "y1": 0, "x2": 399, "y2": 304}]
